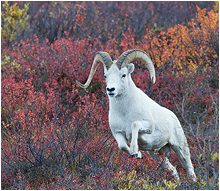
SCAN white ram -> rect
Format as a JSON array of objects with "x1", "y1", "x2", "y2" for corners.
[{"x1": 77, "y1": 49, "x2": 196, "y2": 181}]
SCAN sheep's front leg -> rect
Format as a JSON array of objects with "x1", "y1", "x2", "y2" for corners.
[
  {"x1": 130, "y1": 120, "x2": 153, "y2": 157},
  {"x1": 114, "y1": 133, "x2": 142, "y2": 159},
  {"x1": 114, "y1": 133, "x2": 130, "y2": 155}
]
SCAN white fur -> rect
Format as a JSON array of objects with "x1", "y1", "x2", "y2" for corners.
[{"x1": 104, "y1": 62, "x2": 196, "y2": 181}]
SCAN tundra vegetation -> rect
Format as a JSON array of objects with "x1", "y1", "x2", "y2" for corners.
[{"x1": 1, "y1": 1, "x2": 219, "y2": 190}]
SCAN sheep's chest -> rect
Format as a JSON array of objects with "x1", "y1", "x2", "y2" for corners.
[
  {"x1": 109, "y1": 112, "x2": 131, "y2": 132},
  {"x1": 108, "y1": 94, "x2": 150, "y2": 142},
  {"x1": 109, "y1": 109, "x2": 144, "y2": 142}
]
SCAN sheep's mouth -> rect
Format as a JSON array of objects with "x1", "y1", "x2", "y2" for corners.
[{"x1": 108, "y1": 93, "x2": 115, "y2": 97}]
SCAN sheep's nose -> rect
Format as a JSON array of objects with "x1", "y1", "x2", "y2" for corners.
[{"x1": 107, "y1": 87, "x2": 115, "y2": 92}]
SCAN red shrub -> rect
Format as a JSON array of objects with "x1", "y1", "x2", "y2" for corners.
[{"x1": 1, "y1": 3, "x2": 219, "y2": 190}]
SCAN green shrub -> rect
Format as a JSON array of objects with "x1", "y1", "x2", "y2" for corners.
[{"x1": 112, "y1": 170, "x2": 180, "y2": 190}]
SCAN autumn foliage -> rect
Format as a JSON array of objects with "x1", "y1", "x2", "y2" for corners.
[{"x1": 1, "y1": 1, "x2": 219, "y2": 189}]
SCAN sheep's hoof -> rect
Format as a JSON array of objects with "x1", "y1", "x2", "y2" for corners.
[
  {"x1": 130, "y1": 151, "x2": 143, "y2": 159},
  {"x1": 131, "y1": 154, "x2": 143, "y2": 159},
  {"x1": 136, "y1": 155, "x2": 143, "y2": 159},
  {"x1": 131, "y1": 154, "x2": 138, "y2": 158}
]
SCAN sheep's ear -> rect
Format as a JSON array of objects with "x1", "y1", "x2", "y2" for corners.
[{"x1": 127, "y1": 63, "x2": 135, "y2": 74}]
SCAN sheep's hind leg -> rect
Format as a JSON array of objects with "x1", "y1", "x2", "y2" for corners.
[
  {"x1": 171, "y1": 139, "x2": 197, "y2": 182},
  {"x1": 148, "y1": 145, "x2": 180, "y2": 182},
  {"x1": 130, "y1": 120, "x2": 152, "y2": 158}
]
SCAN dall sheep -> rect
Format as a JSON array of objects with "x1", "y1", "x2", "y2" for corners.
[{"x1": 77, "y1": 49, "x2": 196, "y2": 181}]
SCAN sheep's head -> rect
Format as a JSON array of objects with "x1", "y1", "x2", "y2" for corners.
[
  {"x1": 76, "y1": 49, "x2": 156, "y2": 97},
  {"x1": 104, "y1": 61, "x2": 135, "y2": 97}
]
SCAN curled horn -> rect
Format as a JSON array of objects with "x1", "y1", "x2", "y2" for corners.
[
  {"x1": 76, "y1": 51, "x2": 113, "y2": 88},
  {"x1": 116, "y1": 49, "x2": 156, "y2": 84}
]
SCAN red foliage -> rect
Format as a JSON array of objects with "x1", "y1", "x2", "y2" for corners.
[{"x1": 1, "y1": 2, "x2": 219, "y2": 190}]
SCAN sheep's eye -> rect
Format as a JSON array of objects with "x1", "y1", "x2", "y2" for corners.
[
  {"x1": 122, "y1": 74, "x2": 126, "y2": 78},
  {"x1": 104, "y1": 75, "x2": 107, "y2": 79}
]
